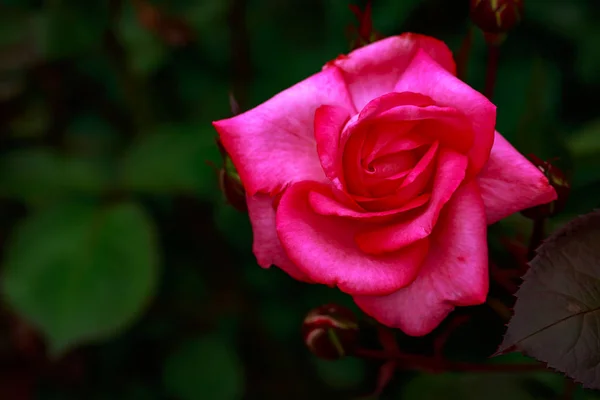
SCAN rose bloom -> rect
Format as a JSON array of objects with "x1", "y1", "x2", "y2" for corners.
[{"x1": 213, "y1": 34, "x2": 556, "y2": 336}]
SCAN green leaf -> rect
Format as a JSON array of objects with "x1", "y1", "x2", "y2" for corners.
[
  {"x1": 118, "y1": 124, "x2": 219, "y2": 198},
  {"x1": 162, "y1": 335, "x2": 244, "y2": 400},
  {"x1": 1, "y1": 201, "x2": 159, "y2": 355},
  {"x1": 0, "y1": 149, "x2": 111, "y2": 207},
  {"x1": 498, "y1": 210, "x2": 600, "y2": 389}
]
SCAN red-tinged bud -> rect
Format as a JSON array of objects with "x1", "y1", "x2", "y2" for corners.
[
  {"x1": 216, "y1": 139, "x2": 247, "y2": 212},
  {"x1": 302, "y1": 304, "x2": 359, "y2": 360},
  {"x1": 470, "y1": 0, "x2": 524, "y2": 35},
  {"x1": 521, "y1": 155, "x2": 570, "y2": 219}
]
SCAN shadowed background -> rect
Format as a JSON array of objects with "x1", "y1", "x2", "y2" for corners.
[{"x1": 1, "y1": 0, "x2": 600, "y2": 398}]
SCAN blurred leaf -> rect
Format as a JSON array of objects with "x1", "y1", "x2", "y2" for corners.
[
  {"x1": 9, "y1": 98, "x2": 50, "y2": 138},
  {"x1": 163, "y1": 335, "x2": 244, "y2": 400},
  {"x1": 117, "y1": 2, "x2": 167, "y2": 78},
  {"x1": 122, "y1": 383, "x2": 160, "y2": 400},
  {"x1": 525, "y1": 2, "x2": 590, "y2": 40},
  {"x1": 313, "y1": 357, "x2": 365, "y2": 391},
  {"x1": 371, "y1": 0, "x2": 422, "y2": 32},
  {"x1": 402, "y1": 369, "x2": 560, "y2": 400},
  {"x1": 498, "y1": 210, "x2": 600, "y2": 389},
  {"x1": 213, "y1": 202, "x2": 252, "y2": 253},
  {"x1": 566, "y1": 119, "x2": 600, "y2": 189},
  {"x1": 261, "y1": 301, "x2": 298, "y2": 341},
  {"x1": 495, "y1": 57, "x2": 566, "y2": 164},
  {"x1": 32, "y1": 6, "x2": 108, "y2": 60},
  {"x1": 1, "y1": 200, "x2": 159, "y2": 355},
  {"x1": 575, "y1": 28, "x2": 600, "y2": 85},
  {"x1": 0, "y1": 149, "x2": 111, "y2": 207},
  {"x1": 403, "y1": 355, "x2": 563, "y2": 400},
  {"x1": 118, "y1": 124, "x2": 219, "y2": 197},
  {"x1": 185, "y1": 0, "x2": 229, "y2": 66},
  {"x1": 65, "y1": 113, "x2": 121, "y2": 158}
]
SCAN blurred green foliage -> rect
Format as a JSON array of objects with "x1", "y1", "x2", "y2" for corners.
[{"x1": 1, "y1": 0, "x2": 600, "y2": 399}]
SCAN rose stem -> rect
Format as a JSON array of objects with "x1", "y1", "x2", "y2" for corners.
[
  {"x1": 484, "y1": 43, "x2": 500, "y2": 100},
  {"x1": 353, "y1": 348, "x2": 547, "y2": 372},
  {"x1": 526, "y1": 217, "x2": 545, "y2": 262},
  {"x1": 456, "y1": 25, "x2": 474, "y2": 81}
]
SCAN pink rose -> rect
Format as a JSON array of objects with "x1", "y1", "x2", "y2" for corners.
[{"x1": 213, "y1": 34, "x2": 557, "y2": 336}]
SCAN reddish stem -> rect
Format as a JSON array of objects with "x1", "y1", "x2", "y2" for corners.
[
  {"x1": 484, "y1": 44, "x2": 500, "y2": 100},
  {"x1": 456, "y1": 25, "x2": 474, "y2": 81},
  {"x1": 353, "y1": 348, "x2": 547, "y2": 373},
  {"x1": 562, "y1": 378, "x2": 577, "y2": 399}
]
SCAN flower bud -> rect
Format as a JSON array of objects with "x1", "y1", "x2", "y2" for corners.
[
  {"x1": 470, "y1": 0, "x2": 524, "y2": 34},
  {"x1": 216, "y1": 139, "x2": 247, "y2": 212},
  {"x1": 521, "y1": 155, "x2": 570, "y2": 219},
  {"x1": 302, "y1": 304, "x2": 359, "y2": 360}
]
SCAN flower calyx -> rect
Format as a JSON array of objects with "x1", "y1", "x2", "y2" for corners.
[
  {"x1": 470, "y1": 0, "x2": 524, "y2": 39},
  {"x1": 302, "y1": 304, "x2": 359, "y2": 360}
]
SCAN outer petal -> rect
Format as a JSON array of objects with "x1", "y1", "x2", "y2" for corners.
[
  {"x1": 276, "y1": 181, "x2": 430, "y2": 296},
  {"x1": 246, "y1": 194, "x2": 312, "y2": 282},
  {"x1": 477, "y1": 132, "x2": 558, "y2": 224},
  {"x1": 395, "y1": 49, "x2": 496, "y2": 178},
  {"x1": 330, "y1": 33, "x2": 456, "y2": 110},
  {"x1": 353, "y1": 182, "x2": 489, "y2": 336},
  {"x1": 213, "y1": 67, "x2": 356, "y2": 196},
  {"x1": 356, "y1": 149, "x2": 468, "y2": 254}
]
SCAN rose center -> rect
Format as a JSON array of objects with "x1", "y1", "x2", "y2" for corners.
[{"x1": 364, "y1": 150, "x2": 419, "y2": 179}]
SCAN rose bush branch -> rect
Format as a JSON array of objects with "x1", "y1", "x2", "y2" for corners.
[{"x1": 469, "y1": 1, "x2": 524, "y2": 99}]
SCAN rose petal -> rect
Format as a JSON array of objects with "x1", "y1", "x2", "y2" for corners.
[
  {"x1": 477, "y1": 132, "x2": 558, "y2": 224},
  {"x1": 314, "y1": 105, "x2": 351, "y2": 189},
  {"x1": 395, "y1": 49, "x2": 496, "y2": 178},
  {"x1": 276, "y1": 181, "x2": 430, "y2": 296},
  {"x1": 330, "y1": 33, "x2": 456, "y2": 110},
  {"x1": 247, "y1": 194, "x2": 312, "y2": 282},
  {"x1": 356, "y1": 149, "x2": 468, "y2": 254},
  {"x1": 309, "y1": 187, "x2": 430, "y2": 223},
  {"x1": 353, "y1": 182, "x2": 488, "y2": 336},
  {"x1": 213, "y1": 66, "x2": 356, "y2": 196}
]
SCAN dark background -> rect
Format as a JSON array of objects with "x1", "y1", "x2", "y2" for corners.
[{"x1": 1, "y1": 0, "x2": 600, "y2": 398}]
